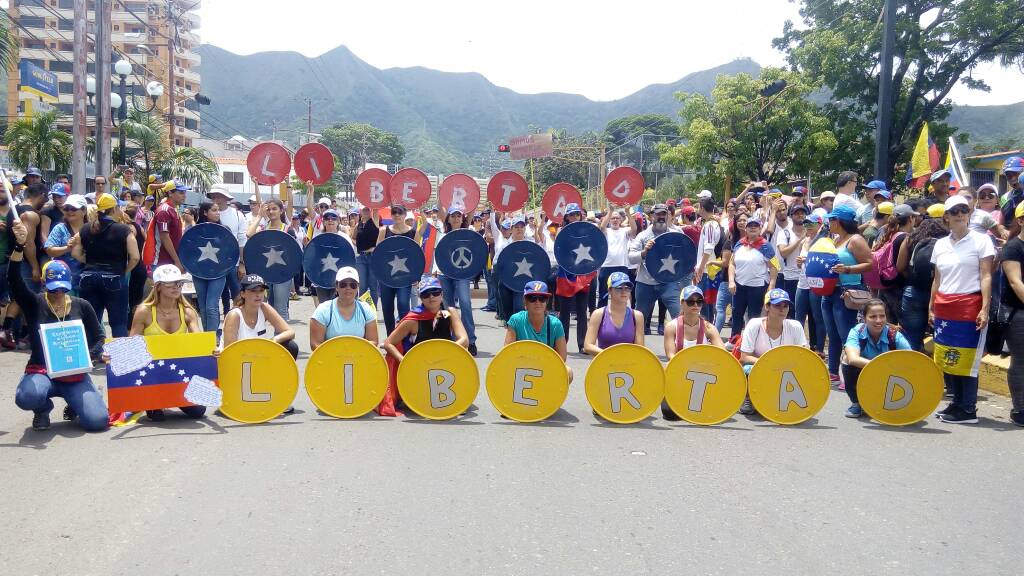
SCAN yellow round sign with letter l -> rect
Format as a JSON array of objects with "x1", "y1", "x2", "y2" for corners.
[
  {"x1": 486, "y1": 340, "x2": 569, "y2": 422},
  {"x1": 664, "y1": 344, "x2": 747, "y2": 425},
  {"x1": 585, "y1": 344, "x2": 665, "y2": 424},
  {"x1": 856, "y1": 350, "x2": 944, "y2": 426},
  {"x1": 218, "y1": 339, "x2": 299, "y2": 423},
  {"x1": 747, "y1": 345, "x2": 829, "y2": 425},
  {"x1": 397, "y1": 339, "x2": 479, "y2": 420},
  {"x1": 305, "y1": 336, "x2": 388, "y2": 418}
]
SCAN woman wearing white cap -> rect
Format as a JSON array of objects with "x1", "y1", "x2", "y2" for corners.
[
  {"x1": 309, "y1": 266, "x2": 379, "y2": 349},
  {"x1": 44, "y1": 193, "x2": 88, "y2": 294},
  {"x1": 310, "y1": 208, "x2": 356, "y2": 304}
]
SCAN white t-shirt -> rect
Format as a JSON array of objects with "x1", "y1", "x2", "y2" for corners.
[
  {"x1": 540, "y1": 233, "x2": 558, "y2": 267},
  {"x1": 603, "y1": 227, "x2": 631, "y2": 268},
  {"x1": 732, "y1": 243, "x2": 775, "y2": 287},
  {"x1": 930, "y1": 230, "x2": 996, "y2": 294},
  {"x1": 833, "y1": 192, "x2": 864, "y2": 215},
  {"x1": 740, "y1": 318, "x2": 807, "y2": 357},
  {"x1": 969, "y1": 209, "x2": 997, "y2": 234},
  {"x1": 771, "y1": 221, "x2": 801, "y2": 281}
]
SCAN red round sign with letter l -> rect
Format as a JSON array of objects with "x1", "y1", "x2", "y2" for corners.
[
  {"x1": 389, "y1": 167, "x2": 431, "y2": 209},
  {"x1": 293, "y1": 143, "x2": 335, "y2": 185},
  {"x1": 439, "y1": 173, "x2": 480, "y2": 213},
  {"x1": 604, "y1": 166, "x2": 644, "y2": 206},
  {"x1": 354, "y1": 168, "x2": 392, "y2": 209},
  {"x1": 542, "y1": 182, "x2": 583, "y2": 224},
  {"x1": 246, "y1": 142, "x2": 291, "y2": 186},
  {"x1": 486, "y1": 171, "x2": 529, "y2": 212}
]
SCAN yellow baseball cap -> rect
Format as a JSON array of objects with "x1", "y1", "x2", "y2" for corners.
[
  {"x1": 1015, "y1": 201, "x2": 1024, "y2": 219},
  {"x1": 927, "y1": 203, "x2": 945, "y2": 218},
  {"x1": 96, "y1": 193, "x2": 117, "y2": 211},
  {"x1": 877, "y1": 201, "x2": 894, "y2": 215}
]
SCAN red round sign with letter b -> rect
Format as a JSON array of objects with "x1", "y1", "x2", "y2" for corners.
[
  {"x1": 294, "y1": 143, "x2": 334, "y2": 185},
  {"x1": 389, "y1": 168, "x2": 431, "y2": 209},
  {"x1": 246, "y1": 142, "x2": 291, "y2": 186},
  {"x1": 354, "y1": 168, "x2": 392, "y2": 209}
]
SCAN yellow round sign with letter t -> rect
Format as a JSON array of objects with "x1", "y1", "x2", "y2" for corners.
[
  {"x1": 397, "y1": 339, "x2": 479, "y2": 420},
  {"x1": 486, "y1": 340, "x2": 569, "y2": 422},
  {"x1": 218, "y1": 339, "x2": 299, "y2": 423},
  {"x1": 747, "y1": 345, "x2": 829, "y2": 425},
  {"x1": 305, "y1": 336, "x2": 388, "y2": 418},
  {"x1": 584, "y1": 344, "x2": 665, "y2": 424},
  {"x1": 664, "y1": 344, "x2": 747, "y2": 425},
  {"x1": 856, "y1": 350, "x2": 944, "y2": 426}
]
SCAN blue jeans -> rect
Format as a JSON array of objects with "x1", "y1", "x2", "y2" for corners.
[
  {"x1": 779, "y1": 278, "x2": 798, "y2": 318},
  {"x1": 223, "y1": 270, "x2": 241, "y2": 315},
  {"x1": 714, "y1": 287, "x2": 732, "y2": 332},
  {"x1": 380, "y1": 283, "x2": 411, "y2": 336},
  {"x1": 497, "y1": 283, "x2": 522, "y2": 321},
  {"x1": 193, "y1": 275, "x2": 228, "y2": 333},
  {"x1": 947, "y1": 374, "x2": 979, "y2": 413},
  {"x1": 268, "y1": 280, "x2": 291, "y2": 321},
  {"x1": 484, "y1": 266, "x2": 497, "y2": 310},
  {"x1": 795, "y1": 287, "x2": 826, "y2": 352},
  {"x1": 635, "y1": 280, "x2": 682, "y2": 335},
  {"x1": 901, "y1": 285, "x2": 931, "y2": 352},
  {"x1": 354, "y1": 252, "x2": 379, "y2": 307},
  {"x1": 731, "y1": 283, "x2": 768, "y2": 335},
  {"x1": 79, "y1": 270, "x2": 130, "y2": 337},
  {"x1": 16, "y1": 372, "x2": 108, "y2": 431},
  {"x1": 822, "y1": 287, "x2": 860, "y2": 375},
  {"x1": 440, "y1": 275, "x2": 476, "y2": 344}
]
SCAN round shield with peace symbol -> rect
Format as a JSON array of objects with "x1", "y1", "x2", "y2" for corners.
[
  {"x1": 553, "y1": 221, "x2": 608, "y2": 275},
  {"x1": 179, "y1": 223, "x2": 239, "y2": 280},
  {"x1": 435, "y1": 228, "x2": 488, "y2": 280},
  {"x1": 302, "y1": 232, "x2": 356, "y2": 289}
]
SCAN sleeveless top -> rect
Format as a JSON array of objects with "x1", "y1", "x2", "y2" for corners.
[
  {"x1": 385, "y1": 226, "x2": 416, "y2": 240},
  {"x1": 144, "y1": 303, "x2": 188, "y2": 335},
  {"x1": 597, "y1": 307, "x2": 635, "y2": 348},
  {"x1": 235, "y1": 305, "x2": 269, "y2": 340},
  {"x1": 408, "y1": 312, "x2": 453, "y2": 349},
  {"x1": 674, "y1": 316, "x2": 706, "y2": 351},
  {"x1": 836, "y1": 240, "x2": 861, "y2": 286}
]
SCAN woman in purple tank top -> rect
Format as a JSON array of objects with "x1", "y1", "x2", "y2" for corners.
[{"x1": 583, "y1": 271, "x2": 644, "y2": 355}]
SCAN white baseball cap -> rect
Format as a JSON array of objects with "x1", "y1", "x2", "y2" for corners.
[
  {"x1": 153, "y1": 264, "x2": 184, "y2": 284},
  {"x1": 697, "y1": 190, "x2": 713, "y2": 199},
  {"x1": 207, "y1": 184, "x2": 232, "y2": 199},
  {"x1": 248, "y1": 194, "x2": 257, "y2": 203},
  {"x1": 944, "y1": 195, "x2": 969, "y2": 211},
  {"x1": 64, "y1": 194, "x2": 88, "y2": 210},
  {"x1": 317, "y1": 197, "x2": 331, "y2": 207},
  {"x1": 335, "y1": 266, "x2": 359, "y2": 284}
]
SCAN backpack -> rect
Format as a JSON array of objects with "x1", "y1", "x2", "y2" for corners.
[
  {"x1": 859, "y1": 324, "x2": 898, "y2": 351},
  {"x1": 907, "y1": 238, "x2": 936, "y2": 288},
  {"x1": 864, "y1": 232, "x2": 905, "y2": 290},
  {"x1": 710, "y1": 221, "x2": 726, "y2": 258}
]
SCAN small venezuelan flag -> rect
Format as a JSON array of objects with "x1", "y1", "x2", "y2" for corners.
[
  {"x1": 805, "y1": 237, "x2": 841, "y2": 296},
  {"x1": 106, "y1": 332, "x2": 218, "y2": 413},
  {"x1": 932, "y1": 293, "x2": 986, "y2": 377}
]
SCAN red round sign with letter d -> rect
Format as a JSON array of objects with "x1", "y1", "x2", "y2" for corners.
[
  {"x1": 542, "y1": 182, "x2": 583, "y2": 223},
  {"x1": 604, "y1": 166, "x2": 644, "y2": 206},
  {"x1": 354, "y1": 168, "x2": 392, "y2": 209},
  {"x1": 293, "y1": 143, "x2": 335, "y2": 185},
  {"x1": 439, "y1": 173, "x2": 480, "y2": 213},
  {"x1": 246, "y1": 142, "x2": 291, "y2": 186},
  {"x1": 486, "y1": 171, "x2": 528, "y2": 212},
  {"x1": 389, "y1": 168, "x2": 431, "y2": 209}
]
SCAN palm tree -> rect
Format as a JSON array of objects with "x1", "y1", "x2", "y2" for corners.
[
  {"x1": 0, "y1": 14, "x2": 19, "y2": 73},
  {"x1": 158, "y1": 147, "x2": 219, "y2": 191},
  {"x1": 113, "y1": 100, "x2": 168, "y2": 180},
  {"x1": 3, "y1": 110, "x2": 73, "y2": 175}
]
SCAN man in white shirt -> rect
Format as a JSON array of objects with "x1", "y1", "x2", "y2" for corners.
[
  {"x1": 628, "y1": 203, "x2": 683, "y2": 334},
  {"x1": 765, "y1": 202, "x2": 805, "y2": 316},
  {"x1": 598, "y1": 207, "x2": 638, "y2": 305},
  {"x1": 833, "y1": 171, "x2": 865, "y2": 216}
]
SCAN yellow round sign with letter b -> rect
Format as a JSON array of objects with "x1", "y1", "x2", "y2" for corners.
[
  {"x1": 664, "y1": 344, "x2": 747, "y2": 425},
  {"x1": 585, "y1": 344, "x2": 664, "y2": 424},
  {"x1": 305, "y1": 336, "x2": 388, "y2": 418},
  {"x1": 747, "y1": 345, "x2": 829, "y2": 425},
  {"x1": 218, "y1": 339, "x2": 299, "y2": 423},
  {"x1": 397, "y1": 339, "x2": 479, "y2": 420},
  {"x1": 856, "y1": 350, "x2": 944, "y2": 426},
  {"x1": 486, "y1": 340, "x2": 569, "y2": 422}
]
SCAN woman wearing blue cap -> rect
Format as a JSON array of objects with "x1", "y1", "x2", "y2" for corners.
[
  {"x1": 583, "y1": 271, "x2": 644, "y2": 355},
  {"x1": 504, "y1": 280, "x2": 572, "y2": 382},
  {"x1": 822, "y1": 203, "x2": 872, "y2": 384},
  {"x1": 737, "y1": 288, "x2": 807, "y2": 415}
]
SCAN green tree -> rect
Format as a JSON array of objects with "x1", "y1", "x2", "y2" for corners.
[
  {"x1": 158, "y1": 147, "x2": 219, "y2": 190},
  {"x1": 0, "y1": 13, "x2": 18, "y2": 74},
  {"x1": 3, "y1": 110, "x2": 72, "y2": 175},
  {"x1": 320, "y1": 123, "x2": 405, "y2": 186},
  {"x1": 657, "y1": 68, "x2": 838, "y2": 189},
  {"x1": 112, "y1": 101, "x2": 169, "y2": 180},
  {"x1": 774, "y1": 0, "x2": 1024, "y2": 180},
  {"x1": 603, "y1": 114, "x2": 679, "y2": 146}
]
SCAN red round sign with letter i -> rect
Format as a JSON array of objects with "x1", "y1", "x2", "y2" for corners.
[{"x1": 293, "y1": 143, "x2": 335, "y2": 185}]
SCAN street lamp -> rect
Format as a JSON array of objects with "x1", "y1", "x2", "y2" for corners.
[{"x1": 110, "y1": 58, "x2": 164, "y2": 166}]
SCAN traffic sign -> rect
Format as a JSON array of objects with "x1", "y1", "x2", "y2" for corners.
[
  {"x1": 302, "y1": 232, "x2": 356, "y2": 289},
  {"x1": 293, "y1": 143, "x2": 334, "y2": 185},
  {"x1": 486, "y1": 171, "x2": 529, "y2": 212},
  {"x1": 747, "y1": 346, "x2": 830, "y2": 425},
  {"x1": 434, "y1": 228, "x2": 488, "y2": 280},
  {"x1": 218, "y1": 338, "x2": 298, "y2": 424},
  {"x1": 663, "y1": 345, "x2": 746, "y2": 425},
  {"x1": 370, "y1": 235, "x2": 425, "y2": 288},
  {"x1": 397, "y1": 339, "x2": 479, "y2": 420},
  {"x1": 246, "y1": 142, "x2": 291, "y2": 186},
  {"x1": 495, "y1": 240, "x2": 552, "y2": 293},
  {"x1": 553, "y1": 221, "x2": 607, "y2": 275},
  {"x1": 389, "y1": 167, "x2": 431, "y2": 209},
  {"x1": 856, "y1": 350, "x2": 944, "y2": 426},
  {"x1": 542, "y1": 182, "x2": 583, "y2": 223},
  {"x1": 486, "y1": 340, "x2": 569, "y2": 422},
  {"x1": 585, "y1": 344, "x2": 665, "y2": 424},
  {"x1": 179, "y1": 223, "x2": 239, "y2": 280},
  {"x1": 305, "y1": 336, "x2": 388, "y2": 418},
  {"x1": 644, "y1": 232, "x2": 698, "y2": 284},
  {"x1": 354, "y1": 168, "x2": 391, "y2": 209},
  {"x1": 242, "y1": 229, "x2": 303, "y2": 285},
  {"x1": 438, "y1": 173, "x2": 480, "y2": 213},
  {"x1": 604, "y1": 166, "x2": 645, "y2": 206}
]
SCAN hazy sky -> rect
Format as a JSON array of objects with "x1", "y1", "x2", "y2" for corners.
[{"x1": 196, "y1": 0, "x2": 1022, "y2": 107}]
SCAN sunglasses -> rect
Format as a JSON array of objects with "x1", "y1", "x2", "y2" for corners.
[
  {"x1": 162, "y1": 281, "x2": 185, "y2": 289},
  {"x1": 525, "y1": 294, "x2": 549, "y2": 303},
  {"x1": 324, "y1": 215, "x2": 339, "y2": 221},
  {"x1": 684, "y1": 299, "x2": 704, "y2": 306},
  {"x1": 62, "y1": 206, "x2": 82, "y2": 212},
  {"x1": 337, "y1": 280, "x2": 359, "y2": 289},
  {"x1": 947, "y1": 207, "x2": 970, "y2": 216},
  {"x1": 421, "y1": 289, "x2": 443, "y2": 299}
]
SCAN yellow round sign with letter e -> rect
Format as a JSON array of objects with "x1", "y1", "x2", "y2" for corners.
[
  {"x1": 747, "y1": 345, "x2": 829, "y2": 425},
  {"x1": 856, "y1": 350, "x2": 944, "y2": 426},
  {"x1": 664, "y1": 344, "x2": 747, "y2": 425},
  {"x1": 218, "y1": 338, "x2": 299, "y2": 423},
  {"x1": 397, "y1": 339, "x2": 479, "y2": 420},
  {"x1": 486, "y1": 340, "x2": 569, "y2": 422},
  {"x1": 305, "y1": 336, "x2": 388, "y2": 418},
  {"x1": 585, "y1": 344, "x2": 665, "y2": 424}
]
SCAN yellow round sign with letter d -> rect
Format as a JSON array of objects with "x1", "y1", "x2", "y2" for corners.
[
  {"x1": 397, "y1": 339, "x2": 479, "y2": 420},
  {"x1": 747, "y1": 345, "x2": 829, "y2": 425},
  {"x1": 486, "y1": 340, "x2": 569, "y2": 422},
  {"x1": 305, "y1": 336, "x2": 388, "y2": 418},
  {"x1": 856, "y1": 350, "x2": 944, "y2": 426},
  {"x1": 218, "y1": 339, "x2": 299, "y2": 423},
  {"x1": 664, "y1": 344, "x2": 747, "y2": 425},
  {"x1": 585, "y1": 344, "x2": 664, "y2": 424}
]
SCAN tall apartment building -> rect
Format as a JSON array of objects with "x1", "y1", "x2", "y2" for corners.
[{"x1": 5, "y1": 0, "x2": 202, "y2": 148}]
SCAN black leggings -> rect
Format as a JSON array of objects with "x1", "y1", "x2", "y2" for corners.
[
  {"x1": 841, "y1": 364, "x2": 862, "y2": 404},
  {"x1": 558, "y1": 289, "x2": 589, "y2": 351}
]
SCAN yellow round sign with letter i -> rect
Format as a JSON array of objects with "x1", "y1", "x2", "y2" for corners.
[
  {"x1": 584, "y1": 344, "x2": 665, "y2": 424},
  {"x1": 397, "y1": 339, "x2": 479, "y2": 420},
  {"x1": 747, "y1": 345, "x2": 829, "y2": 425},
  {"x1": 305, "y1": 336, "x2": 388, "y2": 418},
  {"x1": 856, "y1": 350, "x2": 944, "y2": 426},
  {"x1": 486, "y1": 340, "x2": 569, "y2": 422},
  {"x1": 218, "y1": 339, "x2": 299, "y2": 423},
  {"x1": 664, "y1": 344, "x2": 747, "y2": 425}
]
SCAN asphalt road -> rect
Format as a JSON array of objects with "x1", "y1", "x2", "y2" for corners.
[{"x1": 0, "y1": 295, "x2": 1019, "y2": 575}]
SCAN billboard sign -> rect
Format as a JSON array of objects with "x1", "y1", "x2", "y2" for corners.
[
  {"x1": 19, "y1": 60, "x2": 58, "y2": 101},
  {"x1": 508, "y1": 133, "x2": 554, "y2": 161}
]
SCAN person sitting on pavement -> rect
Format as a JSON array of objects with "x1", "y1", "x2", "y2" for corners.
[
  {"x1": 583, "y1": 271, "x2": 644, "y2": 356},
  {"x1": 504, "y1": 280, "x2": 573, "y2": 382},
  {"x1": 309, "y1": 266, "x2": 379, "y2": 350},
  {"x1": 841, "y1": 298, "x2": 911, "y2": 419},
  {"x1": 662, "y1": 285, "x2": 726, "y2": 421},
  {"x1": 737, "y1": 288, "x2": 807, "y2": 415}
]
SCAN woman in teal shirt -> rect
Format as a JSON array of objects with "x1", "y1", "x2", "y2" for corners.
[
  {"x1": 503, "y1": 280, "x2": 573, "y2": 382},
  {"x1": 822, "y1": 204, "x2": 872, "y2": 382},
  {"x1": 309, "y1": 266, "x2": 379, "y2": 350},
  {"x1": 842, "y1": 298, "x2": 911, "y2": 418}
]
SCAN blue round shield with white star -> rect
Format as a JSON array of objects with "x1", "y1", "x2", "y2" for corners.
[
  {"x1": 242, "y1": 230, "x2": 303, "y2": 285},
  {"x1": 553, "y1": 221, "x2": 608, "y2": 275},
  {"x1": 435, "y1": 228, "x2": 488, "y2": 281},
  {"x1": 371, "y1": 235, "x2": 425, "y2": 288},
  {"x1": 302, "y1": 232, "x2": 356, "y2": 289},
  {"x1": 496, "y1": 240, "x2": 552, "y2": 293},
  {"x1": 179, "y1": 223, "x2": 240, "y2": 280},
  {"x1": 644, "y1": 232, "x2": 697, "y2": 284}
]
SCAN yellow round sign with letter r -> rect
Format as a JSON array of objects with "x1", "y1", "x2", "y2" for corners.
[
  {"x1": 397, "y1": 339, "x2": 479, "y2": 420},
  {"x1": 584, "y1": 344, "x2": 664, "y2": 424},
  {"x1": 305, "y1": 336, "x2": 388, "y2": 419},
  {"x1": 486, "y1": 340, "x2": 569, "y2": 422},
  {"x1": 664, "y1": 344, "x2": 746, "y2": 425},
  {"x1": 218, "y1": 338, "x2": 298, "y2": 423},
  {"x1": 856, "y1": 350, "x2": 944, "y2": 426},
  {"x1": 747, "y1": 345, "x2": 829, "y2": 425}
]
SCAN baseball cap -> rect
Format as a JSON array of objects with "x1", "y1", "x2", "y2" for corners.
[
  {"x1": 207, "y1": 184, "x2": 232, "y2": 199},
  {"x1": 500, "y1": 218, "x2": 512, "y2": 230},
  {"x1": 25, "y1": 166, "x2": 42, "y2": 177},
  {"x1": 652, "y1": 203, "x2": 670, "y2": 214},
  {"x1": 322, "y1": 209, "x2": 340, "y2": 219},
  {"x1": 447, "y1": 202, "x2": 466, "y2": 215},
  {"x1": 877, "y1": 201, "x2": 894, "y2": 215},
  {"x1": 930, "y1": 169, "x2": 952, "y2": 182},
  {"x1": 523, "y1": 280, "x2": 550, "y2": 296},
  {"x1": 827, "y1": 204, "x2": 858, "y2": 222},
  {"x1": 892, "y1": 204, "x2": 915, "y2": 219},
  {"x1": 766, "y1": 288, "x2": 792, "y2": 305},
  {"x1": 977, "y1": 183, "x2": 998, "y2": 196},
  {"x1": 511, "y1": 215, "x2": 527, "y2": 226},
  {"x1": 680, "y1": 285, "x2": 703, "y2": 302},
  {"x1": 130, "y1": 189, "x2": 144, "y2": 197},
  {"x1": 1002, "y1": 156, "x2": 1024, "y2": 174},
  {"x1": 335, "y1": 266, "x2": 359, "y2": 284},
  {"x1": 745, "y1": 217, "x2": 762, "y2": 227},
  {"x1": 666, "y1": 199, "x2": 677, "y2": 207},
  {"x1": 819, "y1": 191, "x2": 836, "y2": 200},
  {"x1": 317, "y1": 197, "x2": 331, "y2": 207},
  {"x1": 926, "y1": 203, "x2": 946, "y2": 218},
  {"x1": 10, "y1": 177, "x2": 22, "y2": 186},
  {"x1": 42, "y1": 260, "x2": 72, "y2": 292},
  {"x1": 171, "y1": 181, "x2": 191, "y2": 193},
  {"x1": 944, "y1": 195, "x2": 969, "y2": 211},
  {"x1": 50, "y1": 183, "x2": 67, "y2": 197},
  {"x1": 96, "y1": 193, "x2": 117, "y2": 211},
  {"x1": 152, "y1": 264, "x2": 184, "y2": 284},
  {"x1": 697, "y1": 190, "x2": 713, "y2": 199},
  {"x1": 418, "y1": 276, "x2": 443, "y2": 294},
  {"x1": 564, "y1": 203, "x2": 583, "y2": 217},
  {"x1": 862, "y1": 179, "x2": 888, "y2": 191},
  {"x1": 1015, "y1": 202, "x2": 1024, "y2": 219},
  {"x1": 789, "y1": 203, "x2": 809, "y2": 215},
  {"x1": 248, "y1": 195, "x2": 258, "y2": 203},
  {"x1": 607, "y1": 271, "x2": 632, "y2": 289},
  {"x1": 791, "y1": 186, "x2": 807, "y2": 196},
  {"x1": 145, "y1": 195, "x2": 155, "y2": 202},
  {"x1": 682, "y1": 205, "x2": 696, "y2": 216},
  {"x1": 64, "y1": 194, "x2": 87, "y2": 210},
  {"x1": 240, "y1": 274, "x2": 268, "y2": 291},
  {"x1": 805, "y1": 213, "x2": 823, "y2": 224}
]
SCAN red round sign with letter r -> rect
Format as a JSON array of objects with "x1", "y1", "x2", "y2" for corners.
[{"x1": 439, "y1": 174, "x2": 480, "y2": 213}]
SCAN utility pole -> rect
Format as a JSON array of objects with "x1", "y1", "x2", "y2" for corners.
[
  {"x1": 305, "y1": 97, "x2": 312, "y2": 144},
  {"x1": 165, "y1": 0, "x2": 176, "y2": 149},
  {"x1": 873, "y1": 0, "x2": 897, "y2": 182},
  {"x1": 71, "y1": 0, "x2": 87, "y2": 189},
  {"x1": 95, "y1": 0, "x2": 112, "y2": 175},
  {"x1": 598, "y1": 142, "x2": 607, "y2": 211}
]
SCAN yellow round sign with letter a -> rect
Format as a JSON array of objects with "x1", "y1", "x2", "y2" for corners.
[
  {"x1": 856, "y1": 350, "x2": 944, "y2": 426},
  {"x1": 305, "y1": 336, "x2": 388, "y2": 418},
  {"x1": 585, "y1": 344, "x2": 665, "y2": 424},
  {"x1": 397, "y1": 339, "x2": 479, "y2": 420},
  {"x1": 664, "y1": 344, "x2": 747, "y2": 425},
  {"x1": 747, "y1": 345, "x2": 829, "y2": 425},
  {"x1": 486, "y1": 340, "x2": 569, "y2": 422},
  {"x1": 218, "y1": 339, "x2": 299, "y2": 423}
]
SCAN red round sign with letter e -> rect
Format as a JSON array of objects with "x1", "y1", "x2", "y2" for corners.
[
  {"x1": 293, "y1": 143, "x2": 334, "y2": 185},
  {"x1": 486, "y1": 171, "x2": 528, "y2": 212},
  {"x1": 439, "y1": 173, "x2": 480, "y2": 213},
  {"x1": 389, "y1": 167, "x2": 431, "y2": 209},
  {"x1": 354, "y1": 168, "x2": 391, "y2": 209},
  {"x1": 604, "y1": 166, "x2": 644, "y2": 206},
  {"x1": 246, "y1": 142, "x2": 291, "y2": 186},
  {"x1": 542, "y1": 182, "x2": 583, "y2": 224}
]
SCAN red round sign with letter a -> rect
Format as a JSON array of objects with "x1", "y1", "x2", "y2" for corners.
[
  {"x1": 439, "y1": 174, "x2": 480, "y2": 213},
  {"x1": 389, "y1": 168, "x2": 431, "y2": 209},
  {"x1": 604, "y1": 166, "x2": 644, "y2": 206},
  {"x1": 294, "y1": 143, "x2": 335, "y2": 185},
  {"x1": 246, "y1": 142, "x2": 291, "y2": 186},
  {"x1": 486, "y1": 171, "x2": 528, "y2": 212},
  {"x1": 542, "y1": 182, "x2": 583, "y2": 224},
  {"x1": 354, "y1": 168, "x2": 392, "y2": 209}
]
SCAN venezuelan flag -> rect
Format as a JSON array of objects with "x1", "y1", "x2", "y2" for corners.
[
  {"x1": 106, "y1": 332, "x2": 218, "y2": 413},
  {"x1": 932, "y1": 293, "x2": 986, "y2": 377},
  {"x1": 904, "y1": 122, "x2": 940, "y2": 189},
  {"x1": 699, "y1": 263, "x2": 722, "y2": 304},
  {"x1": 943, "y1": 149, "x2": 962, "y2": 191},
  {"x1": 805, "y1": 237, "x2": 840, "y2": 296}
]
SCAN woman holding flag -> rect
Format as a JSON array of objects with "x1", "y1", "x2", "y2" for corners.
[
  {"x1": 555, "y1": 203, "x2": 596, "y2": 353},
  {"x1": 821, "y1": 204, "x2": 872, "y2": 384}
]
